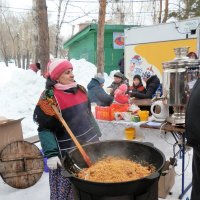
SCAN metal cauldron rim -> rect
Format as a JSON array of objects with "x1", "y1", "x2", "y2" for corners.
[{"x1": 66, "y1": 140, "x2": 166, "y2": 185}]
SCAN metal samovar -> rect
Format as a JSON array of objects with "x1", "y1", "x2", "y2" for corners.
[{"x1": 162, "y1": 47, "x2": 200, "y2": 125}]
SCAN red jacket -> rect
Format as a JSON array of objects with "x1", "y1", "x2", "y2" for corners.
[{"x1": 114, "y1": 92, "x2": 129, "y2": 104}]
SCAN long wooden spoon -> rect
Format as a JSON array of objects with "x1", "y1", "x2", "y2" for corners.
[{"x1": 52, "y1": 105, "x2": 92, "y2": 167}]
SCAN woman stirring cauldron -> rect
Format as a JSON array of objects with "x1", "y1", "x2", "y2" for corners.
[{"x1": 33, "y1": 59, "x2": 101, "y2": 199}]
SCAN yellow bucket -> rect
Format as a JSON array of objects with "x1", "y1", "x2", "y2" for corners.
[{"x1": 125, "y1": 127, "x2": 136, "y2": 140}]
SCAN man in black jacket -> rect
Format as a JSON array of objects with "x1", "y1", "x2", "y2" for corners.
[{"x1": 185, "y1": 78, "x2": 200, "y2": 200}]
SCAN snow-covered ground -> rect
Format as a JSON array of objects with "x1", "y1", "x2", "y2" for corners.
[{"x1": 0, "y1": 60, "x2": 192, "y2": 200}]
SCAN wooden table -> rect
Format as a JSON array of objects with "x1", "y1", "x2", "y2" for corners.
[
  {"x1": 131, "y1": 98, "x2": 152, "y2": 106},
  {"x1": 140, "y1": 122, "x2": 191, "y2": 199},
  {"x1": 140, "y1": 122, "x2": 185, "y2": 133}
]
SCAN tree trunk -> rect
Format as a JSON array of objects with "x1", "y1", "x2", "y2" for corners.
[
  {"x1": 22, "y1": 54, "x2": 26, "y2": 69},
  {"x1": 54, "y1": 0, "x2": 62, "y2": 58},
  {"x1": 16, "y1": 34, "x2": 21, "y2": 68},
  {"x1": 0, "y1": 31, "x2": 9, "y2": 67},
  {"x1": 32, "y1": 0, "x2": 40, "y2": 64},
  {"x1": 17, "y1": 53, "x2": 21, "y2": 68},
  {"x1": 158, "y1": 0, "x2": 162, "y2": 23},
  {"x1": 162, "y1": 0, "x2": 169, "y2": 23},
  {"x1": 54, "y1": 0, "x2": 69, "y2": 58},
  {"x1": 152, "y1": 0, "x2": 157, "y2": 24},
  {"x1": 26, "y1": 51, "x2": 30, "y2": 70},
  {"x1": 97, "y1": 0, "x2": 106, "y2": 74},
  {"x1": 35, "y1": 0, "x2": 50, "y2": 73},
  {"x1": 184, "y1": 0, "x2": 190, "y2": 19}
]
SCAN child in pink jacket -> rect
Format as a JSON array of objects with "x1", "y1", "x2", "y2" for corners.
[{"x1": 114, "y1": 84, "x2": 129, "y2": 104}]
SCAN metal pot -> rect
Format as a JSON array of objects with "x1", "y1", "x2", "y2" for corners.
[
  {"x1": 162, "y1": 47, "x2": 200, "y2": 124},
  {"x1": 62, "y1": 140, "x2": 165, "y2": 196}
]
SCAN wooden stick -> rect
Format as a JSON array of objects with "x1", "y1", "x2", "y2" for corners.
[{"x1": 52, "y1": 105, "x2": 92, "y2": 167}]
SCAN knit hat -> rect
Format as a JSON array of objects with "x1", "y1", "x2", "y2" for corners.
[
  {"x1": 114, "y1": 72, "x2": 124, "y2": 79},
  {"x1": 48, "y1": 59, "x2": 73, "y2": 81},
  {"x1": 133, "y1": 74, "x2": 142, "y2": 81},
  {"x1": 94, "y1": 73, "x2": 105, "y2": 84},
  {"x1": 142, "y1": 67, "x2": 154, "y2": 79},
  {"x1": 95, "y1": 77, "x2": 105, "y2": 84},
  {"x1": 118, "y1": 84, "x2": 128, "y2": 92}
]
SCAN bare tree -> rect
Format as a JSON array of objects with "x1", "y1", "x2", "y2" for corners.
[
  {"x1": 0, "y1": 30, "x2": 9, "y2": 66},
  {"x1": 1, "y1": 12, "x2": 19, "y2": 66},
  {"x1": 162, "y1": 0, "x2": 169, "y2": 23},
  {"x1": 0, "y1": 7, "x2": 36, "y2": 68},
  {"x1": 35, "y1": 0, "x2": 50, "y2": 73},
  {"x1": 54, "y1": 0, "x2": 70, "y2": 58},
  {"x1": 168, "y1": 0, "x2": 200, "y2": 20},
  {"x1": 97, "y1": 0, "x2": 106, "y2": 74},
  {"x1": 20, "y1": 14, "x2": 35, "y2": 69},
  {"x1": 152, "y1": 0, "x2": 157, "y2": 24},
  {"x1": 158, "y1": 0, "x2": 162, "y2": 23},
  {"x1": 32, "y1": 0, "x2": 40, "y2": 64}
]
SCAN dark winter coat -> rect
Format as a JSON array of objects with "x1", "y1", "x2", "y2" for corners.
[
  {"x1": 130, "y1": 75, "x2": 160, "y2": 99},
  {"x1": 33, "y1": 85, "x2": 101, "y2": 158},
  {"x1": 129, "y1": 83, "x2": 146, "y2": 96},
  {"x1": 129, "y1": 84, "x2": 146, "y2": 96},
  {"x1": 185, "y1": 78, "x2": 200, "y2": 149},
  {"x1": 118, "y1": 57, "x2": 124, "y2": 74},
  {"x1": 87, "y1": 78, "x2": 113, "y2": 106}
]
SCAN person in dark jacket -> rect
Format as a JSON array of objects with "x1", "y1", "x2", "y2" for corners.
[
  {"x1": 107, "y1": 72, "x2": 129, "y2": 96},
  {"x1": 87, "y1": 75, "x2": 113, "y2": 106},
  {"x1": 118, "y1": 53, "x2": 124, "y2": 74},
  {"x1": 130, "y1": 67, "x2": 160, "y2": 99},
  {"x1": 129, "y1": 74, "x2": 146, "y2": 96},
  {"x1": 29, "y1": 63, "x2": 40, "y2": 73},
  {"x1": 33, "y1": 59, "x2": 101, "y2": 200},
  {"x1": 185, "y1": 78, "x2": 200, "y2": 200}
]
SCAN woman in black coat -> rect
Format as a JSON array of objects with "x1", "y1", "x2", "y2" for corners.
[
  {"x1": 87, "y1": 76, "x2": 113, "y2": 106},
  {"x1": 129, "y1": 74, "x2": 146, "y2": 96},
  {"x1": 130, "y1": 68, "x2": 160, "y2": 99}
]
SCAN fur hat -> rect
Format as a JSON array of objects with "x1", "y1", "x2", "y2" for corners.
[
  {"x1": 114, "y1": 72, "x2": 124, "y2": 79},
  {"x1": 142, "y1": 67, "x2": 154, "y2": 79},
  {"x1": 48, "y1": 59, "x2": 73, "y2": 80}
]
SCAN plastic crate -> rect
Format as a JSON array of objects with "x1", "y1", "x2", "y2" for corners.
[
  {"x1": 110, "y1": 103, "x2": 130, "y2": 120},
  {"x1": 95, "y1": 106, "x2": 112, "y2": 121},
  {"x1": 95, "y1": 104, "x2": 130, "y2": 121}
]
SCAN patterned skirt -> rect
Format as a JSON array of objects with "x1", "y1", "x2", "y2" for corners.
[{"x1": 49, "y1": 168, "x2": 77, "y2": 200}]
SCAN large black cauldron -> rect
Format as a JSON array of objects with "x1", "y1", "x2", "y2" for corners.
[{"x1": 63, "y1": 140, "x2": 165, "y2": 198}]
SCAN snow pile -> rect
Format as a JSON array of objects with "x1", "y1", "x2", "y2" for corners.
[{"x1": 0, "y1": 60, "x2": 114, "y2": 138}]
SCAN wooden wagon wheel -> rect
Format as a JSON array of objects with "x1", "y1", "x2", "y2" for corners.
[{"x1": 0, "y1": 141, "x2": 44, "y2": 189}]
